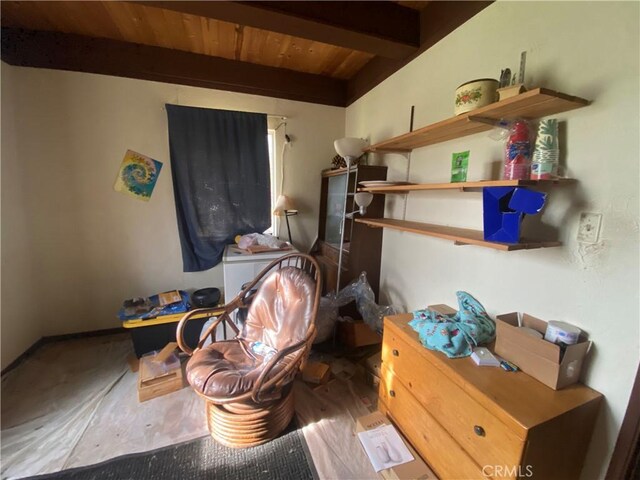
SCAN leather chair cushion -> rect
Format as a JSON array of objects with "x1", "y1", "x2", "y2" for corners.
[
  {"x1": 241, "y1": 266, "x2": 315, "y2": 351},
  {"x1": 186, "y1": 340, "x2": 289, "y2": 398}
]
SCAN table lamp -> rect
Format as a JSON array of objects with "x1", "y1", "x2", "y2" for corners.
[{"x1": 273, "y1": 194, "x2": 298, "y2": 244}]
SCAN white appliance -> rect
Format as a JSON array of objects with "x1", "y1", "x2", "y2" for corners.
[{"x1": 221, "y1": 244, "x2": 296, "y2": 338}]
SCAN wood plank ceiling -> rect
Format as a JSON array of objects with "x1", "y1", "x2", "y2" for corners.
[{"x1": 1, "y1": 1, "x2": 493, "y2": 107}]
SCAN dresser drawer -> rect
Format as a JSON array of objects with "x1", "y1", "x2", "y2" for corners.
[
  {"x1": 382, "y1": 330, "x2": 525, "y2": 472},
  {"x1": 379, "y1": 366, "x2": 486, "y2": 480}
]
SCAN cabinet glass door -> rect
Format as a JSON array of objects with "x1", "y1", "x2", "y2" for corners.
[{"x1": 324, "y1": 174, "x2": 347, "y2": 247}]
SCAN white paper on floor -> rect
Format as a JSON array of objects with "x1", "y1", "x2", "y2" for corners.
[{"x1": 358, "y1": 424, "x2": 414, "y2": 472}]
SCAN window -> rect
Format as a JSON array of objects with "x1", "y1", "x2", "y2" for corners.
[{"x1": 267, "y1": 129, "x2": 277, "y2": 235}]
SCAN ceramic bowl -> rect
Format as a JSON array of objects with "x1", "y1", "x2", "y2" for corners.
[{"x1": 454, "y1": 78, "x2": 499, "y2": 116}]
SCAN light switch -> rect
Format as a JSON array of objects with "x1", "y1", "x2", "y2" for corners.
[{"x1": 577, "y1": 212, "x2": 602, "y2": 243}]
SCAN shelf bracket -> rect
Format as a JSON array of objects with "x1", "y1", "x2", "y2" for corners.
[
  {"x1": 467, "y1": 116, "x2": 510, "y2": 129},
  {"x1": 366, "y1": 149, "x2": 412, "y2": 159}
]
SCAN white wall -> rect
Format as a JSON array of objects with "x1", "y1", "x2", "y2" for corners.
[
  {"x1": 346, "y1": 2, "x2": 639, "y2": 479},
  {"x1": 1, "y1": 64, "x2": 43, "y2": 367},
  {"x1": 0, "y1": 64, "x2": 344, "y2": 365}
]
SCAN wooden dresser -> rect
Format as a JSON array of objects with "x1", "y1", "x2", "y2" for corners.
[{"x1": 379, "y1": 314, "x2": 603, "y2": 480}]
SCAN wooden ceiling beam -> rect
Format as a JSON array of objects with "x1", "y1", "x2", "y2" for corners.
[
  {"x1": 1, "y1": 27, "x2": 347, "y2": 107},
  {"x1": 135, "y1": 1, "x2": 420, "y2": 60},
  {"x1": 346, "y1": 1, "x2": 494, "y2": 105}
]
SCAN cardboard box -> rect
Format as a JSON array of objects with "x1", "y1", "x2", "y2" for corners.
[
  {"x1": 356, "y1": 411, "x2": 436, "y2": 480},
  {"x1": 364, "y1": 370, "x2": 381, "y2": 390},
  {"x1": 138, "y1": 350, "x2": 184, "y2": 402},
  {"x1": 302, "y1": 361, "x2": 331, "y2": 384},
  {"x1": 338, "y1": 320, "x2": 382, "y2": 348},
  {"x1": 364, "y1": 351, "x2": 382, "y2": 377},
  {"x1": 495, "y1": 312, "x2": 590, "y2": 390},
  {"x1": 362, "y1": 351, "x2": 382, "y2": 390}
]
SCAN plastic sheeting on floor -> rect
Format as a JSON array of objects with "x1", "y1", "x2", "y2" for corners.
[
  {"x1": 63, "y1": 368, "x2": 208, "y2": 469},
  {"x1": 1, "y1": 336, "x2": 130, "y2": 478},
  {"x1": 294, "y1": 377, "x2": 379, "y2": 480},
  {"x1": 2, "y1": 334, "x2": 379, "y2": 479}
]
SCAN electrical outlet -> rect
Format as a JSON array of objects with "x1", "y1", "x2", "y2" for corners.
[{"x1": 577, "y1": 212, "x2": 602, "y2": 243}]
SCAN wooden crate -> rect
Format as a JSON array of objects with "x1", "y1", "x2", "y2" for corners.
[{"x1": 137, "y1": 355, "x2": 184, "y2": 402}]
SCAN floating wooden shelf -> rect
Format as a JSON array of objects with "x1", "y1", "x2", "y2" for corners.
[
  {"x1": 355, "y1": 218, "x2": 561, "y2": 251},
  {"x1": 359, "y1": 178, "x2": 575, "y2": 194},
  {"x1": 322, "y1": 165, "x2": 387, "y2": 177},
  {"x1": 364, "y1": 88, "x2": 589, "y2": 153}
]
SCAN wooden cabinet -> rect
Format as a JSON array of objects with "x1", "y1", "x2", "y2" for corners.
[
  {"x1": 313, "y1": 165, "x2": 387, "y2": 297},
  {"x1": 356, "y1": 89, "x2": 590, "y2": 251},
  {"x1": 379, "y1": 314, "x2": 603, "y2": 480}
]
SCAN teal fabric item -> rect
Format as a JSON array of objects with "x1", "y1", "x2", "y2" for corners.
[{"x1": 408, "y1": 291, "x2": 496, "y2": 358}]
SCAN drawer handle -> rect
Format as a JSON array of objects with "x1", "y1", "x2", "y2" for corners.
[
  {"x1": 389, "y1": 390, "x2": 396, "y2": 397},
  {"x1": 474, "y1": 425, "x2": 485, "y2": 437},
  {"x1": 392, "y1": 349, "x2": 399, "y2": 356}
]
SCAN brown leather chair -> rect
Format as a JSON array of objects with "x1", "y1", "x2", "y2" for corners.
[{"x1": 176, "y1": 253, "x2": 321, "y2": 448}]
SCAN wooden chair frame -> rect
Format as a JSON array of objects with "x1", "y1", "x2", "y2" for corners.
[{"x1": 176, "y1": 253, "x2": 322, "y2": 405}]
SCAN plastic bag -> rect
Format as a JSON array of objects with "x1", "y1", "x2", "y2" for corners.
[
  {"x1": 237, "y1": 233, "x2": 287, "y2": 250},
  {"x1": 314, "y1": 295, "x2": 339, "y2": 344},
  {"x1": 334, "y1": 272, "x2": 400, "y2": 334},
  {"x1": 199, "y1": 317, "x2": 218, "y2": 346},
  {"x1": 117, "y1": 290, "x2": 190, "y2": 321}
]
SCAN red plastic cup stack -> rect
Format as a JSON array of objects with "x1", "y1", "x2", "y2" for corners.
[{"x1": 503, "y1": 120, "x2": 531, "y2": 180}]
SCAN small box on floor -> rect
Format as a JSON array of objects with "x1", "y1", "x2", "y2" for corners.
[
  {"x1": 356, "y1": 411, "x2": 436, "y2": 480},
  {"x1": 137, "y1": 346, "x2": 184, "y2": 402},
  {"x1": 302, "y1": 361, "x2": 331, "y2": 384},
  {"x1": 338, "y1": 320, "x2": 382, "y2": 348}
]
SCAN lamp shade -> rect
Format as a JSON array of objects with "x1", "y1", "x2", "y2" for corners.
[
  {"x1": 354, "y1": 192, "x2": 373, "y2": 208},
  {"x1": 273, "y1": 195, "x2": 297, "y2": 215},
  {"x1": 334, "y1": 137, "x2": 367, "y2": 159}
]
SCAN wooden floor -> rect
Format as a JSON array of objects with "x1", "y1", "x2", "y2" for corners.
[{"x1": 0, "y1": 334, "x2": 379, "y2": 479}]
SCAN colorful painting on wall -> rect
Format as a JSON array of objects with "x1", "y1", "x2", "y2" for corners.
[{"x1": 114, "y1": 150, "x2": 163, "y2": 201}]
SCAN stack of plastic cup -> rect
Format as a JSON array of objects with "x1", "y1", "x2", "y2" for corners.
[
  {"x1": 531, "y1": 119, "x2": 559, "y2": 180},
  {"x1": 503, "y1": 120, "x2": 532, "y2": 180}
]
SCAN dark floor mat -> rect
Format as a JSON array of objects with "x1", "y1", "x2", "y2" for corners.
[{"x1": 24, "y1": 427, "x2": 317, "y2": 480}]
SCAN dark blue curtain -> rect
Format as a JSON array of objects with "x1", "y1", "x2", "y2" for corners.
[{"x1": 166, "y1": 105, "x2": 270, "y2": 272}]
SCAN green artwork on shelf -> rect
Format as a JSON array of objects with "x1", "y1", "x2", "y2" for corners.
[{"x1": 451, "y1": 150, "x2": 470, "y2": 183}]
